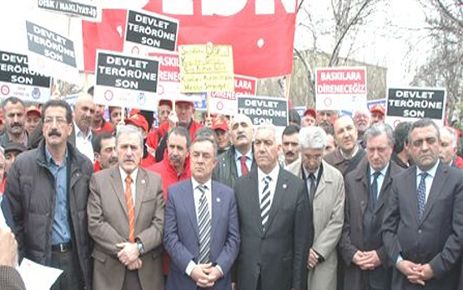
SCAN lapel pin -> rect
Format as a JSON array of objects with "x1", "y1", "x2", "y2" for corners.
[
  {"x1": 141, "y1": 179, "x2": 146, "y2": 184},
  {"x1": 216, "y1": 197, "x2": 221, "y2": 203},
  {"x1": 283, "y1": 184, "x2": 287, "y2": 189}
]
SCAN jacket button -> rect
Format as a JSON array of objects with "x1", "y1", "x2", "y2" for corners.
[{"x1": 418, "y1": 230, "x2": 422, "y2": 234}]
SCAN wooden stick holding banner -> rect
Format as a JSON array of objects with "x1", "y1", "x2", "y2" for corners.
[{"x1": 285, "y1": 73, "x2": 292, "y2": 100}]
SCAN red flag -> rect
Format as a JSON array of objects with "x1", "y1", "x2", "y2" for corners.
[{"x1": 82, "y1": 1, "x2": 297, "y2": 78}]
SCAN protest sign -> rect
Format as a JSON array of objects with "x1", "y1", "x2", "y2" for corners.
[
  {"x1": 367, "y1": 98, "x2": 386, "y2": 110},
  {"x1": 315, "y1": 67, "x2": 367, "y2": 112},
  {"x1": 208, "y1": 75, "x2": 256, "y2": 116},
  {"x1": 386, "y1": 87, "x2": 446, "y2": 126},
  {"x1": 0, "y1": 51, "x2": 51, "y2": 103},
  {"x1": 26, "y1": 20, "x2": 78, "y2": 83},
  {"x1": 149, "y1": 51, "x2": 179, "y2": 96},
  {"x1": 94, "y1": 50, "x2": 159, "y2": 110},
  {"x1": 38, "y1": 0, "x2": 101, "y2": 21},
  {"x1": 125, "y1": 10, "x2": 178, "y2": 55},
  {"x1": 178, "y1": 44, "x2": 234, "y2": 93},
  {"x1": 234, "y1": 75, "x2": 257, "y2": 96},
  {"x1": 238, "y1": 95, "x2": 288, "y2": 127},
  {"x1": 82, "y1": 1, "x2": 298, "y2": 78}
]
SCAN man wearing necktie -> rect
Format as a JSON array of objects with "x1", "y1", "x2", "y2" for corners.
[
  {"x1": 235, "y1": 124, "x2": 311, "y2": 290},
  {"x1": 340, "y1": 123, "x2": 402, "y2": 290},
  {"x1": 164, "y1": 136, "x2": 240, "y2": 290},
  {"x1": 382, "y1": 118, "x2": 463, "y2": 290},
  {"x1": 88, "y1": 125, "x2": 165, "y2": 290},
  {"x1": 213, "y1": 114, "x2": 255, "y2": 188},
  {"x1": 295, "y1": 126, "x2": 344, "y2": 290}
]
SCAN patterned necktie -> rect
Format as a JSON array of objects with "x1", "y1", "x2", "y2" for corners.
[
  {"x1": 260, "y1": 176, "x2": 272, "y2": 229},
  {"x1": 308, "y1": 173, "x2": 316, "y2": 202},
  {"x1": 370, "y1": 171, "x2": 381, "y2": 206},
  {"x1": 417, "y1": 172, "x2": 428, "y2": 219},
  {"x1": 240, "y1": 155, "x2": 249, "y2": 176},
  {"x1": 197, "y1": 185, "x2": 211, "y2": 264},
  {"x1": 124, "y1": 175, "x2": 135, "y2": 242}
]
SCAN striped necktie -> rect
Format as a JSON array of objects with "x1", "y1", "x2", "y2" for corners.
[
  {"x1": 260, "y1": 176, "x2": 272, "y2": 230},
  {"x1": 417, "y1": 172, "x2": 428, "y2": 219},
  {"x1": 197, "y1": 185, "x2": 211, "y2": 264}
]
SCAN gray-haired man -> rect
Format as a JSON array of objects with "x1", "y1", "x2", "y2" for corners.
[{"x1": 287, "y1": 126, "x2": 345, "y2": 290}]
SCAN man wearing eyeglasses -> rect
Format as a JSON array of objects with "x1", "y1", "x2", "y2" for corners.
[
  {"x1": 383, "y1": 118, "x2": 463, "y2": 290},
  {"x1": 339, "y1": 123, "x2": 402, "y2": 290},
  {"x1": 5, "y1": 100, "x2": 93, "y2": 290},
  {"x1": 287, "y1": 126, "x2": 344, "y2": 290}
]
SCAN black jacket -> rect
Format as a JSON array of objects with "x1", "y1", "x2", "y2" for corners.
[
  {"x1": 212, "y1": 146, "x2": 256, "y2": 188},
  {"x1": 5, "y1": 140, "x2": 93, "y2": 289}
]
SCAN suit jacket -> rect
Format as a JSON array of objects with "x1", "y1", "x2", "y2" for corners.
[
  {"x1": 340, "y1": 158, "x2": 402, "y2": 290},
  {"x1": 382, "y1": 162, "x2": 463, "y2": 290},
  {"x1": 87, "y1": 167, "x2": 165, "y2": 290},
  {"x1": 164, "y1": 179, "x2": 240, "y2": 290},
  {"x1": 235, "y1": 167, "x2": 311, "y2": 290},
  {"x1": 0, "y1": 266, "x2": 26, "y2": 290}
]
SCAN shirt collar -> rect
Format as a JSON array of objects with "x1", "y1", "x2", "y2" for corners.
[
  {"x1": 119, "y1": 166, "x2": 138, "y2": 183},
  {"x1": 417, "y1": 160, "x2": 439, "y2": 178},
  {"x1": 191, "y1": 177, "x2": 212, "y2": 192},
  {"x1": 257, "y1": 164, "x2": 280, "y2": 182},
  {"x1": 73, "y1": 121, "x2": 92, "y2": 139},
  {"x1": 45, "y1": 146, "x2": 68, "y2": 166},
  {"x1": 235, "y1": 148, "x2": 252, "y2": 161},
  {"x1": 303, "y1": 165, "x2": 320, "y2": 179},
  {"x1": 369, "y1": 162, "x2": 389, "y2": 177}
]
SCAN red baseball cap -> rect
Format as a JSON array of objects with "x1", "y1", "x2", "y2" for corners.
[
  {"x1": 303, "y1": 108, "x2": 316, "y2": 119},
  {"x1": 124, "y1": 113, "x2": 149, "y2": 133},
  {"x1": 370, "y1": 105, "x2": 385, "y2": 116},
  {"x1": 26, "y1": 106, "x2": 41, "y2": 117},
  {"x1": 212, "y1": 120, "x2": 229, "y2": 132},
  {"x1": 159, "y1": 99, "x2": 173, "y2": 108}
]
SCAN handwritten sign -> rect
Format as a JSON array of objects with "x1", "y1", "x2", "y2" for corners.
[{"x1": 179, "y1": 44, "x2": 234, "y2": 93}]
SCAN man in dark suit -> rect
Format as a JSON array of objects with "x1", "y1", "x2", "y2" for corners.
[
  {"x1": 164, "y1": 136, "x2": 240, "y2": 290},
  {"x1": 235, "y1": 124, "x2": 311, "y2": 290},
  {"x1": 382, "y1": 118, "x2": 463, "y2": 290},
  {"x1": 340, "y1": 123, "x2": 402, "y2": 290}
]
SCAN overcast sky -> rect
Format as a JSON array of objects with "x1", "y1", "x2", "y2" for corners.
[{"x1": 295, "y1": 0, "x2": 430, "y2": 86}]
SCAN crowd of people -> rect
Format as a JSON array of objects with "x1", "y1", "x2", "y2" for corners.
[{"x1": 0, "y1": 91, "x2": 463, "y2": 290}]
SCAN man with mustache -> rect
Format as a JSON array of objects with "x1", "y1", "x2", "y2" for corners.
[
  {"x1": 147, "y1": 126, "x2": 191, "y2": 274},
  {"x1": 213, "y1": 114, "x2": 256, "y2": 188},
  {"x1": 0, "y1": 97, "x2": 28, "y2": 148},
  {"x1": 353, "y1": 108, "x2": 371, "y2": 149},
  {"x1": 6, "y1": 100, "x2": 93, "y2": 290},
  {"x1": 88, "y1": 124, "x2": 165, "y2": 290},
  {"x1": 281, "y1": 125, "x2": 301, "y2": 171},
  {"x1": 383, "y1": 119, "x2": 463, "y2": 290},
  {"x1": 92, "y1": 132, "x2": 118, "y2": 172}
]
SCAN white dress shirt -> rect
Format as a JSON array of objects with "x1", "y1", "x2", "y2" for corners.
[
  {"x1": 257, "y1": 165, "x2": 280, "y2": 211},
  {"x1": 119, "y1": 167, "x2": 138, "y2": 203},
  {"x1": 369, "y1": 163, "x2": 389, "y2": 199},
  {"x1": 416, "y1": 160, "x2": 439, "y2": 203},
  {"x1": 74, "y1": 121, "x2": 94, "y2": 162}
]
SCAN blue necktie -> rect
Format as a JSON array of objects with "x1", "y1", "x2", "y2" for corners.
[{"x1": 417, "y1": 172, "x2": 428, "y2": 219}]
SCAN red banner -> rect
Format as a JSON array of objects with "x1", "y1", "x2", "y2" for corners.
[{"x1": 82, "y1": 1, "x2": 297, "y2": 78}]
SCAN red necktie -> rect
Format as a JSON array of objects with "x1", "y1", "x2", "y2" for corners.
[
  {"x1": 124, "y1": 175, "x2": 135, "y2": 242},
  {"x1": 240, "y1": 155, "x2": 249, "y2": 176}
]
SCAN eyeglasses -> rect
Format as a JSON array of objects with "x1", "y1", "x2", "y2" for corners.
[{"x1": 43, "y1": 117, "x2": 68, "y2": 125}]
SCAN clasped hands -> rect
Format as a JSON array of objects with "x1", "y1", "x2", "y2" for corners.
[
  {"x1": 116, "y1": 242, "x2": 142, "y2": 271},
  {"x1": 190, "y1": 263, "x2": 223, "y2": 288},
  {"x1": 397, "y1": 260, "x2": 434, "y2": 286},
  {"x1": 352, "y1": 250, "x2": 381, "y2": 270}
]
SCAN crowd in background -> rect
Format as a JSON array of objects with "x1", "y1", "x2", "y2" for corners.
[{"x1": 0, "y1": 90, "x2": 463, "y2": 290}]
